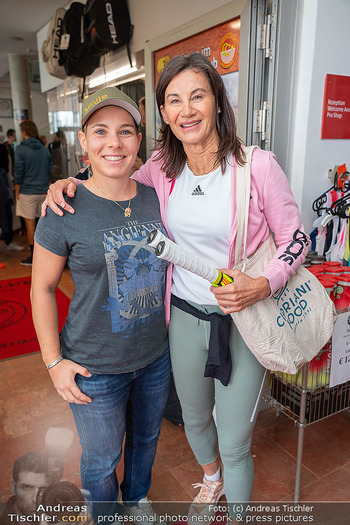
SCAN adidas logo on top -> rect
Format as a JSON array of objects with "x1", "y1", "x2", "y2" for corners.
[{"x1": 191, "y1": 185, "x2": 205, "y2": 196}]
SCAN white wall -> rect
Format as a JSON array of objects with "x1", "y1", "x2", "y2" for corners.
[
  {"x1": 288, "y1": 0, "x2": 350, "y2": 233},
  {"x1": 128, "y1": 0, "x2": 233, "y2": 54}
]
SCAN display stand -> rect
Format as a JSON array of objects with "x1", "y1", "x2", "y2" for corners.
[{"x1": 263, "y1": 310, "x2": 350, "y2": 502}]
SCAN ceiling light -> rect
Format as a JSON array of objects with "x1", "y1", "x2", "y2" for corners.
[
  {"x1": 89, "y1": 66, "x2": 139, "y2": 89},
  {"x1": 114, "y1": 72, "x2": 145, "y2": 86},
  {"x1": 58, "y1": 88, "x2": 79, "y2": 98}
]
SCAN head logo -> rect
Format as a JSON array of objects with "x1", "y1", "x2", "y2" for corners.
[
  {"x1": 218, "y1": 33, "x2": 238, "y2": 69},
  {"x1": 105, "y1": 2, "x2": 118, "y2": 44}
]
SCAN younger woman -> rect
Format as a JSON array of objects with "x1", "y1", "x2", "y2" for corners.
[{"x1": 31, "y1": 88, "x2": 171, "y2": 518}]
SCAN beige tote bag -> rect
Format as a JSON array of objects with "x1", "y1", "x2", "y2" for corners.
[{"x1": 231, "y1": 146, "x2": 337, "y2": 373}]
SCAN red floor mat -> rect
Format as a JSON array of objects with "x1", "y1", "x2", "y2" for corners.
[{"x1": 0, "y1": 276, "x2": 70, "y2": 360}]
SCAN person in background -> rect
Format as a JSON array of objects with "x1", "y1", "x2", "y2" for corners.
[
  {"x1": 31, "y1": 88, "x2": 170, "y2": 521},
  {"x1": 0, "y1": 452, "x2": 49, "y2": 525},
  {"x1": 40, "y1": 135, "x2": 48, "y2": 147},
  {"x1": 4, "y1": 128, "x2": 26, "y2": 237},
  {"x1": 4, "y1": 129, "x2": 16, "y2": 174},
  {"x1": 48, "y1": 129, "x2": 68, "y2": 183},
  {"x1": 133, "y1": 96, "x2": 147, "y2": 171},
  {"x1": 0, "y1": 142, "x2": 23, "y2": 251},
  {"x1": 15, "y1": 120, "x2": 52, "y2": 266},
  {"x1": 138, "y1": 97, "x2": 146, "y2": 127},
  {"x1": 41, "y1": 53, "x2": 308, "y2": 523}
]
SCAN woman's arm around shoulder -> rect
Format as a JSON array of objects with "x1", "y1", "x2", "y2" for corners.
[
  {"x1": 41, "y1": 177, "x2": 80, "y2": 217},
  {"x1": 131, "y1": 151, "x2": 164, "y2": 188}
]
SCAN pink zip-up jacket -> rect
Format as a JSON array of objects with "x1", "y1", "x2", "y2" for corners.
[{"x1": 132, "y1": 147, "x2": 310, "y2": 325}]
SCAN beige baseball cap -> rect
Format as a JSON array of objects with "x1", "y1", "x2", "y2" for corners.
[{"x1": 81, "y1": 87, "x2": 141, "y2": 127}]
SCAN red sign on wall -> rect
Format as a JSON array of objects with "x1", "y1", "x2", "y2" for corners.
[{"x1": 321, "y1": 74, "x2": 350, "y2": 139}]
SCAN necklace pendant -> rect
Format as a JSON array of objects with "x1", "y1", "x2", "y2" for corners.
[{"x1": 124, "y1": 207, "x2": 132, "y2": 217}]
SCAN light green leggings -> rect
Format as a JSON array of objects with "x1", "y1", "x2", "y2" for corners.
[{"x1": 169, "y1": 303, "x2": 266, "y2": 504}]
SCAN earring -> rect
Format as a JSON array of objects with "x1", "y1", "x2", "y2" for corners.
[{"x1": 218, "y1": 108, "x2": 221, "y2": 114}]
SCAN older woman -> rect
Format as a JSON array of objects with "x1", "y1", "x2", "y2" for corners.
[
  {"x1": 42, "y1": 54, "x2": 309, "y2": 521},
  {"x1": 31, "y1": 88, "x2": 171, "y2": 520}
]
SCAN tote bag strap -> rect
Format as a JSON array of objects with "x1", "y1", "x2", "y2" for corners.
[{"x1": 234, "y1": 145, "x2": 259, "y2": 270}]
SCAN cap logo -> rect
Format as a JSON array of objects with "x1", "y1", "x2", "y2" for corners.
[{"x1": 84, "y1": 93, "x2": 109, "y2": 114}]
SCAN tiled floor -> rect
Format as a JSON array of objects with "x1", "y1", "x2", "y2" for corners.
[{"x1": 1, "y1": 234, "x2": 350, "y2": 522}]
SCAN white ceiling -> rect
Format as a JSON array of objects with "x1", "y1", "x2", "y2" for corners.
[{"x1": 0, "y1": 0, "x2": 65, "y2": 82}]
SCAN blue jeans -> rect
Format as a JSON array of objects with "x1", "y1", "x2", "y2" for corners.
[{"x1": 70, "y1": 348, "x2": 171, "y2": 505}]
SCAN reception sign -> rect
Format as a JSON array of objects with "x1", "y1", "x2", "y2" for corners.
[{"x1": 321, "y1": 74, "x2": 350, "y2": 139}]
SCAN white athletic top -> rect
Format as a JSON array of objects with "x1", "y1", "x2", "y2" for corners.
[{"x1": 166, "y1": 160, "x2": 231, "y2": 305}]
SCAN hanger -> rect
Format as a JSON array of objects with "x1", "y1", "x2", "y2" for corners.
[
  {"x1": 312, "y1": 171, "x2": 350, "y2": 216},
  {"x1": 330, "y1": 187, "x2": 350, "y2": 218},
  {"x1": 312, "y1": 189, "x2": 332, "y2": 215}
]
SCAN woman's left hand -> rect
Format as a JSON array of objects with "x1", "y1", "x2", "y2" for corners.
[{"x1": 210, "y1": 269, "x2": 271, "y2": 314}]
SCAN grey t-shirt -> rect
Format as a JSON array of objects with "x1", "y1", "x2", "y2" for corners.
[{"x1": 35, "y1": 182, "x2": 168, "y2": 374}]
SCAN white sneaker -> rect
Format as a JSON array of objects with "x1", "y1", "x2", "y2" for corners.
[
  {"x1": 188, "y1": 474, "x2": 225, "y2": 524},
  {"x1": 123, "y1": 498, "x2": 160, "y2": 524},
  {"x1": 192, "y1": 474, "x2": 225, "y2": 504},
  {"x1": 5, "y1": 242, "x2": 24, "y2": 251}
]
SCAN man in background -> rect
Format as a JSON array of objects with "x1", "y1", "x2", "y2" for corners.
[
  {"x1": 132, "y1": 96, "x2": 147, "y2": 172},
  {"x1": 48, "y1": 129, "x2": 68, "y2": 182},
  {"x1": 15, "y1": 120, "x2": 52, "y2": 266},
  {"x1": 4, "y1": 128, "x2": 27, "y2": 237},
  {"x1": 0, "y1": 142, "x2": 22, "y2": 251},
  {"x1": 0, "y1": 452, "x2": 49, "y2": 525},
  {"x1": 3, "y1": 129, "x2": 16, "y2": 175}
]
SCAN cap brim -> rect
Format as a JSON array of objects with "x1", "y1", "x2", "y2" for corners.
[{"x1": 82, "y1": 99, "x2": 141, "y2": 126}]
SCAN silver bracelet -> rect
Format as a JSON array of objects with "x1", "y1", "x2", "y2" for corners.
[{"x1": 46, "y1": 356, "x2": 64, "y2": 370}]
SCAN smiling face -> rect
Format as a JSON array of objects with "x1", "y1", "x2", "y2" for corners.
[
  {"x1": 160, "y1": 68, "x2": 219, "y2": 152},
  {"x1": 78, "y1": 105, "x2": 141, "y2": 182}
]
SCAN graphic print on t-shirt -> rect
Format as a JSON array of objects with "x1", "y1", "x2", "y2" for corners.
[{"x1": 101, "y1": 219, "x2": 167, "y2": 334}]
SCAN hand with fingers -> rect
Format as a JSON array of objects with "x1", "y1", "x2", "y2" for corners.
[
  {"x1": 210, "y1": 269, "x2": 271, "y2": 314},
  {"x1": 48, "y1": 358, "x2": 92, "y2": 404},
  {"x1": 41, "y1": 178, "x2": 78, "y2": 217}
]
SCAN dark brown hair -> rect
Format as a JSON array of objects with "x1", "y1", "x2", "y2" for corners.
[
  {"x1": 12, "y1": 452, "x2": 48, "y2": 483},
  {"x1": 20, "y1": 120, "x2": 39, "y2": 139},
  {"x1": 155, "y1": 53, "x2": 245, "y2": 179}
]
